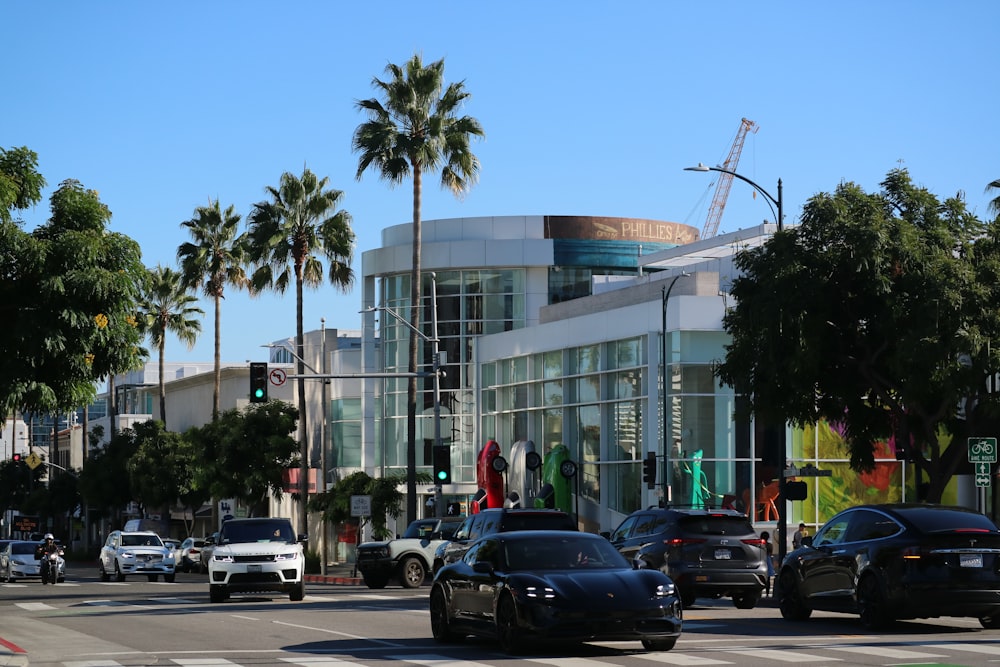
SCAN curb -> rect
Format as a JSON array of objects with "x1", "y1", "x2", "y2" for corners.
[
  {"x1": 0, "y1": 637, "x2": 28, "y2": 667},
  {"x1": 304, "y1": 573, "x2": 364, "y2": 586}
]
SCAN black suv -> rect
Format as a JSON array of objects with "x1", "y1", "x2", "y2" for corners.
[
  {"x1": 606, "y1": 507, "x2": 767, "y2": 609},
  {"x1": 432, "y1": 508, "x2": 577, "y2": 573}
]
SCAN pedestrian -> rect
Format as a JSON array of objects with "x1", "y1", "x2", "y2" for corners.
[
  {"x1": 792, "y1": 522, "x2": 808, "y2": 550},
  {"x1": 760, "y1": 530, "x2": 775, "y2": 596}
]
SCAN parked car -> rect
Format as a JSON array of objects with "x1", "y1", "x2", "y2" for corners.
[
  {"x1": 433, "y1": 508, "x2": 578, "y2": 574},
  {"x1": 0, "y1": 540, "x2": 65, "y2": 583},
  {"x1": 198, "y1": 531, "x2": 220, "y2": 574},
  {"x1": 178, "y1": 537, "x2": 206, "y2": 573},
  {"x1": 357, "y1": 516, "x2": 464, "y2": 589},
  {"x1": 99, "y1": 530, "x2": 176, "y2": 582},
  {"x1": 207, "y1": 517, "x2": 306, "y2": 603},
  {"x1": 606, "y1": 506, "x2": 767, "y2": 609},
  {"x1": 162, "y1": 538, "x2": 182, "y2": 563},
  {"x1": 777, "y1": 503, "x2": 1000, "y2": 629},
  {"x1": 430, "y1": 530, "x2": 682, "y2": 653}
]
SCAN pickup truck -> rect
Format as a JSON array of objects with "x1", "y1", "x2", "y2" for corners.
[{"x1": 356, "y1": 517, "x2": 463, "y2": 589}]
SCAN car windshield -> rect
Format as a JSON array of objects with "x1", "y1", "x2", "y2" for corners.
[
  {"x1": 221, "y1": 521, "x2": 295, "y2": 544},
  {"x1": 12, "y1": 543, "x2": 35, "y2": 555},
  {"x1": 504, "y1": 536, "x2": 628, "y2": 570},
  {"x1": 122, "y1": 534, "x2": 163, "y2": 547},
  {"x1": 895, "y1": 507, "x2": 1000, "y2": 533}
]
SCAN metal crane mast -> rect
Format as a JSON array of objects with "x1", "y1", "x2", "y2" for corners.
[{"x1": 701, "y1": 117, "x2": 759, "y2": 239}]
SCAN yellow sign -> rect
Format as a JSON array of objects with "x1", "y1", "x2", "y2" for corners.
[{"x1": 25, "y1": 452, "x2": 42, "y2": 470}]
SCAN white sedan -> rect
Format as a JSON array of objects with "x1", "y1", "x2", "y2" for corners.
[
  {"x1": 1, "y1": 540, "x2": 65, "y2": 583},
  {"x1": 99, "y1": 530, "x2": 176, "y2": 582}
]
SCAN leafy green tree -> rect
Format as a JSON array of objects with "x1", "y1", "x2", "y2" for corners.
[
  {"x1": 308, "y1": 470, "x2": 430, "y2": 540},
  {"x1": 177, "y1": 200, "x2": 249, "y2": 419},
  {"x1": 78, "y1": 425, "x2": 139, "y2": 527},
  {"x1": 0, "y1": 459, "x2": 42, "y2": 518},
  {"x1": 1, "y1": 179, "x2": 146, "y2": 416},
  {"x1": 246, "y1": 167, "x2": 355, "y2": 536},
  {"x1": 1, "y1": 146, "x2": 46, "y2": 225},
  {"x1": 137, "y1": 266, "x2": 203, "y2": 429},
  {"x1": 127, "y1": 420, "x2": 200, "y2": 519},
  {"x1": 187, "y1": 401, "x2": 300, "y2": 517},
  {"x1": 353, "y1": 54, "x2": 484, "y2": 519},
  {"x1": 717, "y1": 168, "x2": 1000, "y2": 502}
]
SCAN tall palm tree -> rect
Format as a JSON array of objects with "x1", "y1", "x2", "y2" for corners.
[
  {"x1": 138, "y1": 264, "x2": 204, "y2": 429},
  {"x1": 177, "y1": 200, "x2": 249, "y2": 419},
  {"x1": 987, "y1": 178, "x2": 1000, "y2": 217},
  {"x1": 246, "y1": 167, "x2": 355, "y2": 537},
  {"x1": 353, "y1": 54, "x2": 484, "y2": 521}
]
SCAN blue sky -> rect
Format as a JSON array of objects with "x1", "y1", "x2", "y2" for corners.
[{"x1": 6, "y1": 1, "x2": 998, "y2": 365}]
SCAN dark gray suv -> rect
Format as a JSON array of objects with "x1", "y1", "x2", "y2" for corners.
[{"x1": 607, "y1": 507, "x2": 767, "y2": 609}]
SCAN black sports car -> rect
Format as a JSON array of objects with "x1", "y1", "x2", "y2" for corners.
[
  {"x1": 777, "y1": 503, "x2": 1000, "y2": 629},
  {"x1": 429, "y1": 530, "x2": 682, "y2": 653}
]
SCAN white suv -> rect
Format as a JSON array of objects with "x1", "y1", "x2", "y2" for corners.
[
  {"x1": 99, "y1": 531, "x2": 176, "y2": 582},
  {"x1": 208, "y1": 517, "x2": 305, "y2": 603}
]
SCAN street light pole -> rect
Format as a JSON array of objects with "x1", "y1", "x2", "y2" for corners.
[
  {"x1": 685, "y1": 163, "x2": 783, "y2": 232},
  {"x1": 685, "y1": 162, "x2": 788, "y2": 560},
  {"x1": 662, "y1": 272, "x2": 690, "y2": 505}
]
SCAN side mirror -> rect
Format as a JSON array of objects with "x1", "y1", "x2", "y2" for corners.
[
  {"x1": 599, "y1": 531, "x2": 611, "y2": 540},
  {"x1": 297, "y1": 534, "x2": 308, "y2": 543},
  {"x1": 802, "y1": 536, "x2": 813, "y2": 548}
]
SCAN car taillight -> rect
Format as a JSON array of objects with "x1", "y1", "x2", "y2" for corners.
[
  {"x1": 665, "y1": 538, "x2": 707, "y2": 547},
  {"x1": 742, "y1": 538, "x2": 766, "y2": 547},
  {"x1": 190, "y1": 549, "x2": 200, "y2": 555}
]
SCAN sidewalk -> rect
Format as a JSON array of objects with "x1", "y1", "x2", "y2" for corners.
[{"x1": 304, "y1": 562, "x2": 364, "y2": 586}]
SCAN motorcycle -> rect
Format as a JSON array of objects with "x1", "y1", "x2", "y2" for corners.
[{"x1": 40, "y1": 550, "x2": 63, "y2": 585}]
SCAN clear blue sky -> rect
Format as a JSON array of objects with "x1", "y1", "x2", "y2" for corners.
[{"x1": 6, "y1": 1, "x2": 998, "y2": 365}]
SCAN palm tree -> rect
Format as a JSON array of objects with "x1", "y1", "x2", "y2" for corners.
[
  {"x1": 246, "y1": 167, "x2": 355, "y2": 538},
  {"x1": 177, "y1": 200, "x2": 249, "y2": 419},
  {"x1": 987, "y1": 179, "x2": 1000, "y2": 217},
  {"x1": 138, "y1": 264, "x2": 204, "y2": 429},
  {"x1": 353, "y1": 54, "x2": 484, "y2": 521}
]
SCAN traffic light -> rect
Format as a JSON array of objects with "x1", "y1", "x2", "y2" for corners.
[
  {"x1": 785, "y1": 480, "x2": 808, "y2": 501},
  {"x1": 642, "y1": 451, "x2": 657, "y2": 489},
  {"x1": 432, "y1": 445, "x2": 451, "y2": 485},
  {"x1": 249, "y1": 362, "x2": 268, "y2": 403},
  {"x1": 12, "y1": 452, "x2": 22, "y2": 463}
]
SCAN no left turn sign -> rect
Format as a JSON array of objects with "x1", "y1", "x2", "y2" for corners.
[{"x1": 269, "y1": 368, "x2": 287, "y2": 386}]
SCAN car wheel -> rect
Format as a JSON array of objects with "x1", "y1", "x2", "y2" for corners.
[
  {"x1": 980, "y1": 615, "x2": 1000, "y2": 629},
  {"x1": 496, "y1": 595, "x2": 525, "y2": 655},
  {"x1": 679, "y1": 588, "x2": 697, "y2": 609},
  {"x1": 857, "y1": 573, "x2": 893, "y2": 630},
  {"x1": 115, "y1": 562, "x2": 126, "y2": 582},
  {"x1": 289, "y1": 580, "x2": 305, "y2": 602},
  {"x1": 399, "y1": 557, "x2": 426, "y2": 588},
  {"x1": 99, "y1": 562, "x2": 110, "y2": 582},
  {"x1": 209, "y1": 584, "x2": 228, "y2": 603},
  {"x1": 641, "y1": 637, "x2": 677, "y2": 651},
  {"x1": 430, "y1": 586, "x2": 461, "y2": 643},
  {"x1": 164, "y1": 574, "x2": 175, "y2": 583},
  {"x1": 363, "y1": 574, "x2": 389, "y2": 589},
  {"x1": 777, "y1": 570, "x2": 812, "y2": 621},
  {"x1": 147, "y1": 574, "x2": 159, "y2": 582},
  {"x1": 732, "y1": 590, "x2": 761, "y2": 609}
]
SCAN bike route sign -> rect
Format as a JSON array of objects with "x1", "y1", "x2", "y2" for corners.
[{"x1": 969, "y1": 437, "x2": 997, "y2": 464}]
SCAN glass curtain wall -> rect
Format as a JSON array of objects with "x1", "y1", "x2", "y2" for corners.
[{"x1": 379, "y1": 270, "x2": 525, "y2": 484}]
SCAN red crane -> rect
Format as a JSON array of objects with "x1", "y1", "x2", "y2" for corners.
[{"x1": 701, "y1": 118, "x2": 759, "y2": 239}]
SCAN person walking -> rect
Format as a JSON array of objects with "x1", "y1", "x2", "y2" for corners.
[
  {"x1": 793, "y1": 522, "x2": 808, "y2": 550},
  {"x1": 760, "y1": 530, "x2": 775, "y2": 596}
]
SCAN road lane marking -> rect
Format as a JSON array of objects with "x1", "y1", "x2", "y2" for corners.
[
  {"x1": 634, "y1": 652, "x2": 733, "y2": 664},
  {"x1": 829, "y1": 645, "x2": 946, "y2": 660},
  {"x1": 15, "y1": 602, "x2": 56, "y2": 610},
  {"x1": 718, "y1": 648, "x2": 838, "y2": 662},
  {"x1": 926, "y1": 642, "x2": 1000, "y2": 655}
]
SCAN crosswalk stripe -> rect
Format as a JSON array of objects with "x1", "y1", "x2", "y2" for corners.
[
  {"x1": 171, "y1": 660, "x2": 240, "y2": 666},
  {"x1": 528, "y1": 658, "x2": 628, "y2": 666},
  {"x1": 403, "y1": 656, "x2": 498, "y2": 667},
  {"x1": 279, "y1": 658, "x2": 357, "y2": 665},
  {"x1": 718, "y1": 648, "x2": 837, "y2": 662},
  {"x1": 926, "y1": 642, "x2": 1000, "y2": 655},
  {"x1": 62, "y1": 661, "x2": 125, "y2": 666},
  {"x1": 634, "y1": 651, "x2": 733, "y2": 665},
  {"x1": 829, "y1": 645, "x2": 945, "y2": 659},
  {"x1": 14, "y1": 602, "x2": 56, "y2": 610}
]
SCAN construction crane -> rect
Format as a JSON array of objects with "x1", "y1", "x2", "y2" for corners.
[{"x1": 700, "y1": 118, "x2": 759, "y2": 239}]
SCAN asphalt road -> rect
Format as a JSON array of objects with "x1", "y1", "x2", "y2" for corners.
[{"x1": 2, "y1": 564, "x2": 1000, "y2": 667}]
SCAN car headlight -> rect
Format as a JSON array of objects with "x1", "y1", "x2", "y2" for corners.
[
  {"x1": 525, "y1": 585, "x2": 556, "y2": 599},
  {"x1": 274, "y1": 552, "x2": 299, "y2": 561},
  {"x1": 654, "y1": 581, "x2": 676, "y2": 598},
  {"x1": 120, "y1": 551, "x2": 136, "y2": 560},
  {"x1": 213, "y1": 553, "x2": 235, "y2": 563}
]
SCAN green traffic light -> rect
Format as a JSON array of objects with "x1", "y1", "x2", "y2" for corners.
[
  {"x1": 437, "y1": 470, "x2": 448, "y2": 481},
  {"x1": 254, "y1": 389, "x2": 264, "y2": 398}
]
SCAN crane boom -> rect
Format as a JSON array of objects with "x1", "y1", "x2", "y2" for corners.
[{"x1": 701, "y1": 118, "x2": 759, "y2": 239}]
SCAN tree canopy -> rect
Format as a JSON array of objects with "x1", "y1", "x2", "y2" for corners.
[{"x1": 717, "y1": 169, "x2": 1000, "y2": 502}]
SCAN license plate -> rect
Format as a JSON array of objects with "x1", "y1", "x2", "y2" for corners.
[
  {"x1": 960, "y1": 554, "x2": 983, "y2": 568},
  {"x1": 714, "y1": 549, "x2": 731, "y2": 560},
  {"x1": 247, "y1": 564, "x2": 262, "y2": 573}
]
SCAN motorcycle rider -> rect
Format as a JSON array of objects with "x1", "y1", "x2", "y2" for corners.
[{"x1": 35, "y1": 533, "x2": 61, "y2": 584}]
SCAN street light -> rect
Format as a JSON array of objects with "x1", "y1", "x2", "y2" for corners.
[
  {"x1": 684, "y1": 163, "x2": 783, "y2": 231},
  {"x1": 685, "y1": 162, "x2": 788, "y2": 562},
  {"x1": 662, "y1": 271, "x2": 690, "y2": 504}
]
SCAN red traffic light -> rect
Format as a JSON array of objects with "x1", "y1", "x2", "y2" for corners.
[{"x1": 12, "y1": 453, "x2": 22, "y2": 462}]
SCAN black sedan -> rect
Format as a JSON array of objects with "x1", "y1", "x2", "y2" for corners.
[
  {"x1": 429, "y1": 530, "x2": 682, "y2": 653},
  {"x1": 777, "y1": 503, "x2": 1000, "y2": 629}
]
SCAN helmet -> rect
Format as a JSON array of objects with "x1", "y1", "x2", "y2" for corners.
[{"x1": 44, "y1": 533, "x2": 54, "y2": 541}]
